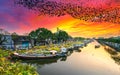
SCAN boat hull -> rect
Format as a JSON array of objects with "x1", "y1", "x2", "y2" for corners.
[{"x1": 12, "y1": 54, "x2": 56, "y2": 60}]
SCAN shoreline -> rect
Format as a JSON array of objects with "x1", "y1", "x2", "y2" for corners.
[{"x1": 98, "y1": 40, "x2": 120, "y2": 65}]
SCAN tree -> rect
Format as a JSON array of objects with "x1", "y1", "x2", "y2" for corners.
[
  {"x1": 54, "y1": 29, "x2": 69, "y2": 43},
  {"x1": 74, "y1": 37, "x2": 85, "y2": 41},
  {"x1": 36, "y1": 28, "x2": 53, "y2": 41},
  {"x1": 11, "y1": 32, "x2": 19, "y2": 50},
  {"x1": 29, "y1": 28, "x2": 53, "y2": 45},
  {"x1": 29, "y1": 31, "x2": 37, "y2": 46},
  {"x1": 51, "y1": 33, "x2": 57, "y2": 44},
  {"x1": 0, "y1": 34, "x2": 6, "y2": 45}
]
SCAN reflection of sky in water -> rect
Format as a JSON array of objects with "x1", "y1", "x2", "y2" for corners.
[{"x1": 37, "y1": 41, "x2": 120, "y2": 75}]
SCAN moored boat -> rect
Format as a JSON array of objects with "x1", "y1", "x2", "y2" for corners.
[
  {"x1": 60, "y1": 47, "x2": 68, "y2": 53},
  {"x1": 11, "y1": 53, "x2": 56, "y2": 60},
  {"x1": 56, "y1": 53, "x2": 67, "y2": 57},
  {"x1": 95, "y1": 45, "x2": 100, "y2": 48}
]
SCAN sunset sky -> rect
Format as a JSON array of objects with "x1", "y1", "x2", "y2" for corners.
[{"x1": 0, "y1": 0, "x2": 120, "y2": 38}]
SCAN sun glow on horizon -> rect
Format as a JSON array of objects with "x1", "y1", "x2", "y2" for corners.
[{"x1": 51, "y1": 15, "x2": 120, "y2": 38}]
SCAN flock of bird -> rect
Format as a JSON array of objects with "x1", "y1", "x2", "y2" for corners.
[{"x1": 14, "y1": 0, "x2": 120, "y2": 24}]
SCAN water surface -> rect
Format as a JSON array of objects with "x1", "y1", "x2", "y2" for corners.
[{"x1": 24, "y1": 41, "x2": 120, "y2": 75}]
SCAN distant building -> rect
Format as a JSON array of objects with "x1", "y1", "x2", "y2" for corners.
[
  {"x1": 1, "y1": 35, "x2": 14, "y2": 50},
  {"x1": 0, "y1": 35, "x2": 32, "y2": 50},
  {"x1": 15, "y1": 36, "x2": 32, "y2": 50},
  {"x1": 0, "y1": 29, "x2": 32, "y2": 50}
]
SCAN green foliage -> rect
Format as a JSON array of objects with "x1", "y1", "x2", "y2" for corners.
[
  {"x1": 51, "y1": 33, "x2": 57, "y2": 40},
  {"x1": 29, "y1": 28, "x2": 53, "y2": 45},
  {"x1": 99, "y1": 37, "x2": 120, "y2": 43},
  {"x1": 0, "y1": 49, "x2": 38, "y2": 75},
  {"x1": 74, "y1": 37, "x2": 85, "y2": 41},
  {"x1": 29, "y1": 28, "x2": 52, "y2": 40},
  {"x1": 11, "y1": 32, "x2": 19, "y2": 42},
  {"x1": 36, "y1": 28, "x2": 53, "y2": 40},
  {"x1": 29, "y1": 31, "x2": 37, "y2": 39},
  {"x1": 0, "y1": 58, "x2": 38, "y2": 75},
  {"x1": 54, "y1": 29, "x2": 69, "y2": 42},
  {"x1": 29, "y1": 28, "x2": 71, "y2": 45},
  {"x1": 34, "y1": 46, "x2": 47, "y2": 50},
  {"x1": 32, "y1": 44, "x2": 61, "y2": 52},
  {"x1": 0, "y1": 49, "x2": 12, "y2": 58},
  {"x1": 48, "y1": 47, "x2": 60, "y2": 52},
  {"x1": 0, "y1": 34, "x2": 6, "y2": 45}
]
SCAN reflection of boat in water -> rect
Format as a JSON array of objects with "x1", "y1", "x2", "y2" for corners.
[
  {"x1": 95, "y1": 45, "x2": 100, "y2": 48},
  {"x1": 56, "y1": 53, "x2": 67, "y2": 57},
  {"x1": 75, "y1": 49, "x2": 81, "y2": 52},
  {"x1": 12, "y1": 53, "x2": 56, "y2": 60},
  {"x1": 20, "y1": 56, "x2": 68, "y2": 67},
  {"x1": 21, "y1": 57, "x2": 60, "y2": 65}
]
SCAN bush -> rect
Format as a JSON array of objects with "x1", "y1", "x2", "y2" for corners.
[
  {"x1": 0, "y1": 49, "x2": 38, "y2": 75},
  {"x1": 34, "y1": 46, "x2": 47, "y2": 49},
  {"x1": 0, "y1": 49, "x2": 13, "y2": 58},
  {"x1": 48, "y1": 47, "x2": 60, "y2": 52}
]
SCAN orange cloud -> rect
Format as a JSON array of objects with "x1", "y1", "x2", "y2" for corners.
[
  {"x1": 51, "y1": 15, "x2": 120, "y2": 38},
  {"x1": 8, "y1": 14, "x2": 120, "y2": 38}
]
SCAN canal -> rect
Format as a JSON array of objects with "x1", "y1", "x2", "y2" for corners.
[{"x1": 23, "y1": 41, "x2": 120, "y2": 75}]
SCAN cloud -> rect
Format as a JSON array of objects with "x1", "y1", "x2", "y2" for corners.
[
  {"x1": 0, "y1": 0, "x2": 36, "y2": 33},
  {"x1": 15, "y1": 0, "x2": 120, "y2": 24},
  {"x1": 51, "y1": 15, "x2": 120, "y2": 37},
  {"x1": 0, "y1": 0, "x2": 120, "y2": 37}
]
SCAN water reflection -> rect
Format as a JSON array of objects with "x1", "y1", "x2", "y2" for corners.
[
  {"x1": 23, "y1": 41, "x2": 120, "y2": 75},
  {"x1": 104, "y1": 46, "x2": 120, "y2": 65},
  {"x1": 22, "y1": 50, "x2": 74, "y2": 66},
  {"x1": 22, "y1": 58, "x2": 59, "y2": 65}
]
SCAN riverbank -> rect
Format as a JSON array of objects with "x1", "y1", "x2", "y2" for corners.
[
  {"x1": 97, "y1": 40, "x2": 120, "y2": 65},
  {"x1": 14, "y1": 40, "x2": 87, "y2": 57},
  {"x1": 0, "y1": 49, "x2": 38, "y2": 75},
  {"x1": 34, "y1": 40, "x2": 120, "y2": 75},
  {"x1": 103, "y1": 42, "x2": 120, "y2": 52},
  {"x1": 0, "y1": 40, "x2": 88, "y2": 75},
  {"x1": 105, "y1": 46, "x2": 120, "y2": 65}
]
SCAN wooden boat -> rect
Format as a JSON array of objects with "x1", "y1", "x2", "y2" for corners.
[
  {"x1": 12, "y1": 53, "x2": 56, "y2": 60},
  {"x1": 56, "y1": 53, "x2": 67, "y2": 57},
  {"x1": 95, "y1": 45, "x2": 100, "y2": 48}
]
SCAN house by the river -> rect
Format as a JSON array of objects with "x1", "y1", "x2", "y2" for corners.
[{"x1": 0, "y1": 35, "x2": 32, "y2": 50}]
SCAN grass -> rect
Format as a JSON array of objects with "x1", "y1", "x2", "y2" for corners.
[{"x1": 30, "y1": 41, "x2": 83, "y2": 53}]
